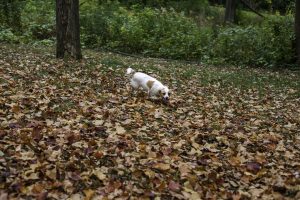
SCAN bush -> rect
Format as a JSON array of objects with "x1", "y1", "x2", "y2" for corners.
[
  {"x1": 81, "y1": 4, "x2": 213, "y2": 60},
  {"x1": 80, "y1": 1, "x2": 127, "y2": 47},
  {"x1": 210, "y1": 15, "x2": 294, "y2": 67},
  {"x1": 0, "y1": 28, "x2": 20, "y2": 43},
  {"x1": 21, "y1": 0, "x2": 55, "y2": 41},
  {"x1": 1, "y1": 0, "x2": 296, "y2": 68}
]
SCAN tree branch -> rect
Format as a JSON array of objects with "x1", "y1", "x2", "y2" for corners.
[{"x1": 240, "y1": 0, "x2": 264, "y2": 18}]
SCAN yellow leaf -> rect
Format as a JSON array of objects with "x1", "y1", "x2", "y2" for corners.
[
  {"x1": 93, "y1": 120, "x2": 104, "y2": 126},
  {"x1": 153, "y1": 163, "x2": 170, "y2": 171},
  {"x1": 46, "y1": 168, "x2": 56, "y2": 180},
  {"x1": 116, "y1": 125, "x2": 126, "y2": 134},
  {"x1": 144, "y1": 169, "x2": 156, "y2": 179},
  {"x1": 83, "y1": 189, "x2": 95, "y2": 200},
  {"x1": 93, "y1": 169, "x2": 107, "y2": 181}
]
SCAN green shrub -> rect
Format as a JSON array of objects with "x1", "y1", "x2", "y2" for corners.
[
  {"x1": 21, "y1": 0, "x2": 55, "y2": 41},
  {"x1": 80, "y1": 1, "x2": 128, "y2": 47},
  {"x1": 117, "y1": 8, "x2": 213, "y2": 59},
  {"x1": 81, "y1": 4, "x2": 212, "y2": 60},
  {"x1": 210, "y1": 15, "x2": 295, "y2": 67},
  {"x1": 1, "y1": 0, "x2": 296, "y2": 68},
  {"x1": 0, "y1": 28, "x2": 19, "y2": 43}
]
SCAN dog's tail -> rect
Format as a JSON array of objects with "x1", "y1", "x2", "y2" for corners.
[{"x1": 126, "y1": 68, "x2": 135, "y2": 79}]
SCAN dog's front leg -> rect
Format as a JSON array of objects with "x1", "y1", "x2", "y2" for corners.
[{"x1": 147, "y1": 90, "x2": 151, "y2": 98}]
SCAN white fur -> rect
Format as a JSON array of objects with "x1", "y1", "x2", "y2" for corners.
[{"x1": 126, "y1": 68, "x2": 170, "y2": 100}]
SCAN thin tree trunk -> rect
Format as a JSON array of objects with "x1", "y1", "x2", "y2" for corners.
[
  {"x1": 225, "y1": 0, "x2": 237, "y2": 23},
  {"x1": 3, "y1": 0, "x2": 10, "y2": 25},
  {"x1": 67, "y1": 0, "x2": 81, "y2": 59},
  {"x1": 11, "y1": 0, "x2": 22, "y2": 32},
  {"x1": 56, "y1": 0, "x2": 82, "y2": 59},
  {"x1": 296, "y1": 0, "x2": 300, "y2": 65},
  {"x1": 56, "y1": 0, "x2": 67, "y2": 58}
]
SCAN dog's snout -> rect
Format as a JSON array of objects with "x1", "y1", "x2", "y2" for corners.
[{"x1": 164, "y1": 96, "x2": 169, "y2": 101}]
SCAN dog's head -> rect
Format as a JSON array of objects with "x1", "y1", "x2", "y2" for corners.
[{"x1": 160, "y1": 86, "x2": 170, "y2": 102}]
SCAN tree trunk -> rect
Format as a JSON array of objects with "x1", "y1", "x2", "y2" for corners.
[
  {"x1": 296, "y1": 0, "x2": 300, "y2": 65},
  {"x1": 225, "y1": 0, "x2": 237, "y2": 23},
  {"x1": 2, "y1": 0, "x2": 10, "y2": 25},
  {"x1": 56, "y1": 0, "x2": 82, "y2": 59}
]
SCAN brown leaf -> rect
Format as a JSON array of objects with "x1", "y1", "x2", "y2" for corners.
[
  {"x1": 11, "y1": 104, "x2": 21, "y2": 113},
  {"x1": 168, "y1": 180, "x2": 181, "y2": 192},
  {"x1": 228, "y1": 156, "x2": 241, "y2": 167},
  {"x1": 116, "y1": 125, "x2": 126, "y2": 134},
  {"x1": 246, "y1": 162, "x2": 261, "y2": 174},
  {"x1": 0, "y1": 193, "x2": 8, "y2": 200},
  {"x1": 36, "y1": 192, "x2": 48, "y2": 200},
  {"x1": 93, "y1": 151, "x2": 104, "y2": 159},
  {"x1": 0, "y1": 130, "x2": 7, "y2": 139},
  {"x1": 178, "y1": 163, "x2": 191, "y2": 177},
  {"x1": 232, "y1": 193, "x2": 241, "y2": 200},
  {"x1": 46, "y1": 168, "x2": 57, "y2": 180},
  {"x1": 144, "y1": 169, "x2": 156, "y2": 179},
  {"x1": 83, "y1": 189, "x2": 95, "y2": 200},
  {"x1": 93, "y1": 120, "x2": 104, "y2": 126},
  {"x1": 105, "y1": 181, "x2": 122, "y2": 193},
  {"x1": 152, "y1": 163, "x2": 170, "y2": 171},
  {"x1": 32, "y1": 127, "x2": 43, "y2": 142},
  {"x1": 93, "y1": 169, "x2": 107, "y2": 181}
]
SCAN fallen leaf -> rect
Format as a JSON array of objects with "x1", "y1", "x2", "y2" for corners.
[
  {"x1": 83, "y1": 189, "x2": 95, "y2": 200},
  {"x1": 93, "y1": 169, "x2": 107, "y2": 181},
  {"x1": 153, "y1": 163, "x2": 170, "y2": 171},
  {"x1": 246, "y1": 162, "x2": 261, "y2": 174},
  {"x1": 168, "y1": 180, "x2": 181, "y2": 192},
  {"x1": 116, "y1": 125, "x2": 126, "y2": 134}
]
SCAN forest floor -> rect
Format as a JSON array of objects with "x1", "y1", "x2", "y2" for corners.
[{"x1": 0, "y1": 44, "x2": 300, "y2": 199}]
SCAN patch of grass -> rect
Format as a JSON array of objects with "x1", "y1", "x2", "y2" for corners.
[
  {"x1": 181, "y1": 68, "x2": 197, "y2": 79},
  {"x1": 53, "y1": 100, "x2": 77, "y2": 113},
  {"x1": 100, "y1": 57, "x2": 125, "y2": 68},
  {"x1": 193, "y1": 67, "x2": 300, "y2": 95}
]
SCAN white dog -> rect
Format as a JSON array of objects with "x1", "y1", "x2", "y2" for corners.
[{"x1": 126, "y1": 68, "x2": 170, "y2": 102}]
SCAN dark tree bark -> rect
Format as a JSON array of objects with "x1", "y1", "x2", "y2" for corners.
[
  {"x1": 296, "y1": 0, "x2": 300, "y2": 65},
  {"x1": 56, "y1": 0, "x2": 82, "y2": 59},
  {"x1": 225, "y1": 0, "x2": 237, "y2": 23}
]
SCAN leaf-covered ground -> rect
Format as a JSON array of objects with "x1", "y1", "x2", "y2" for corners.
[{"x1": 1, "y1": 44, "x2": 300, "y2": 200}]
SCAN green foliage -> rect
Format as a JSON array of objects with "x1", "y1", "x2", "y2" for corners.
[
  {"x1": 81, "y1": 4, "x2": 212, "y2": 60},
  {"x1": 167, "y1": 0, "x2": 209, "y2": 14},
  {"x1": 80, "y1": 3, "x2": 294, "y2": 67},
  {"x1": 0, "y1": 27, "x2": 19, "y2": 43},
  {"x1": 211, "y1": 15, "x2": 294, "y2": 67},
  {"x1": 21, "y1": 0, "x2": 55, "y2": 41},
  {"x1": 0, "y1": 0, "x2": 25, "y2": 32},
  {"x1": 118, "y1": 0, "x2": 209, "y2": 12},
  {"x1": 110, "y1": 7, "x2": 213, "y2": 59},
  {"x1": 0, "y1": 0, "x2": 297, "y2": 68},
  {"x1": 80, "y1": 1, "x2": 127, "y2": 47},
  {"x1": 0, "y1": 0, "x2": 55, "y2": 44}
]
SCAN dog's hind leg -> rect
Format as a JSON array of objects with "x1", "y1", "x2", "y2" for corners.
[
  {"x1": 130, "y1": 80, "x2": 140, "y2": 97},
  {"x1": 147, "y1": 90, "x2": 151, "y2": 97},
  {"x1": 130, "y1": 80, "x2": 139, "y2": 90}
]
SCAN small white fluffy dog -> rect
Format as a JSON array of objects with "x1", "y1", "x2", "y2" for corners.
[{"x1": 126, "y1": 68, "x2": 170, "y2": 102}]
